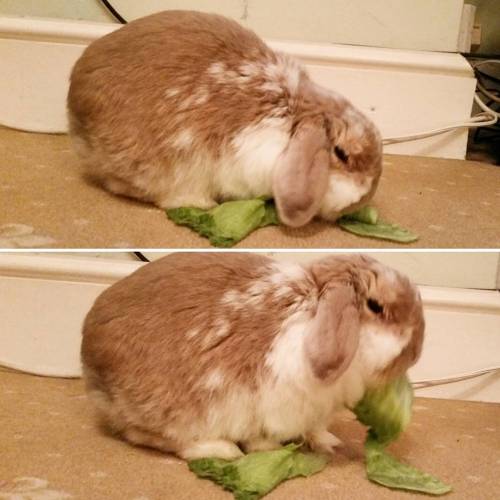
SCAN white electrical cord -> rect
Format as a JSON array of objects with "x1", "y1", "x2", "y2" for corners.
[
  {"x1": 473, "y1": 59, "x2": 500, "y2": 73},
  {"x1": 474, "y1": 59, "x2": 500, "y2": 114},
  {"x1": 382, "y1": 59, "x2": 499, "y2": 145},
  {"x1": 412, "y1": 365, "x2": 500, "y2": 390},
  {"x1": 477, "y1": 82, "x2": 500, "y2": 104}
]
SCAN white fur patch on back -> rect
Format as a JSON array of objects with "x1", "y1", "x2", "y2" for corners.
[
  {"x1": 246, "y1": 279, "x2": 269, "y2": 298},
  {"x1": 219, "y1": 262, "x2": 308, "y2": 315},
  {"x1": 171, "y1": 129, "x2": 194, "y2": 150},
  {"x1": 165, "y1": 88, "x2": 180, "y2": 98},
  {"x1": 202, "y1": 318, "x2": 232, "y2": 351},
  {"x1": 269, "y1": 261, "x2": 307, "y2": 285},
  {"x1": 213, "y1": 318, "x2": 231, "y2": 338},
  {"x1": 193, "y1": 89, "x2": 209, "y2": 105},
  {"x1": 268, "y1": 262, "x2": 309, "y2": 302},
  {"x1": 222, "y1": 263, "x2": 308, "y2": 312},
  {"x1": 208, "y1": 62, "x2": 226, "y2": 78},
  {"x1": 220, "y1": 289, "x2": 244, "y2": 309},
  {"x1": 239, "y1": 62, "x2": 260, "y2": 78},
  {"x1": 281, "y1": 55, "x2": 301, "y2": 94},
  {"x1": 203, "y1": 369, "x2": 225, "y2": 390},
  {"x1": 260, "y1": 82, "x2": 282, "y2": 94},
  {"x1": 220, "y1": 284, "x2": 265, "y2": 309},
  {"x1": 186, "y1": 328, "x2": 201, "y2": 339},
  {"x1": 177, "y1": 94, "x2": 197, "y2": 110},
  {"x1": 264, "y1": 54, "x2": 302, "y2": 95},
  {"x1": 214, "y1": 62, "x2": 259, "y2": 87}
]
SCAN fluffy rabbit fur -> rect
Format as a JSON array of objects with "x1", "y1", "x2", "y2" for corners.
[
  {"x1": 68, "y1": 11, "x2": 382, "y2": 227},
  {"x1": 81, "y1": 253, "x2": 424, "y2": 460}
]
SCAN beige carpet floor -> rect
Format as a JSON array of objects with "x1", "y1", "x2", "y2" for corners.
[
  {"x1": 1, "y1": 126, "x2": 500, "y2": 248},
  {"x1": 1, "y1": 368, "x2": 499, "y2": 499}
]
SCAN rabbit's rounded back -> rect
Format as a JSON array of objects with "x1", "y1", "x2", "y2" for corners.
[
  {"x1": 68, "y1": 11, "x2": 279, "y2": 162},
  {"x1": 82, "y1": 253, "x2": 289, "y2": 390},
  {"x1": 68, "y1": 11, "x2": 382, "y2": 225}
]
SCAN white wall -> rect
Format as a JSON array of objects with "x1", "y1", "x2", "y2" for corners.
[
  {"x1": 0, "y1": 0, "x2": 466, "y2": 51},
  {"x1": 0, "y1": 0, "x2": 113, "y2": 22}
]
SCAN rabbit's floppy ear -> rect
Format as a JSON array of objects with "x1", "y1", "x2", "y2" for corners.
[
  {"x1": 272, "y1": 120, "x2": 330, "y2": 227},
  {"x1": 305, "y1": 285, "x2": 360, "y2": 382}
]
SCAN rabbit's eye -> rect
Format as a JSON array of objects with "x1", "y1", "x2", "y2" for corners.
[
  {"x1": 367, "y1": 298, "x2": 384, "y2": 315},
  {"x1": 333, "y1": 145, "x2": 349, "y2": 163}
]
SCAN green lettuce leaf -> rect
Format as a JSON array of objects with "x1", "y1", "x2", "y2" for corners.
[
  {"x1": 354, "y1": 375, "x2": 413, "y2": 445},
  {"x1": 338, "y1": 218, "x2": 418, "y2": 243},
  {"x1": 364, "y1": 438, "x2": 452, "y2": 495},
  {"x1": 340, "y1": 206, "x2": 380, "y2": 225},
  {"x1": 353, "y1": 376, "x2": 452, "y2": 495},
  {"x1": 188, "y1": 443, "x2": 328, "y2": 500},
  {"x1": 166, "y1": 199, "x2": 278, "y2": 247}
]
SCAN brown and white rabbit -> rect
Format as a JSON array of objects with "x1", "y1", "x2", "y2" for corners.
[
  {"x1": 68, "y1": 11, "x2": 382, "y2": 227},
  {"x1": 81, "y1": 253, "x2": 424, "y2": 460}
]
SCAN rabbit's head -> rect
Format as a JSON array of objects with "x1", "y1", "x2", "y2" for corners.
[
  {"x1": 305, "y1": 255, "x2": 424, "y2": 387},
  {"x1": 273, "y1": 83, "x2": 382, "y2": 227}
]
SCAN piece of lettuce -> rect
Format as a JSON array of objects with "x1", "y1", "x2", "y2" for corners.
[
  {"x1": 166, "y1": 199, "x2": 278, "y2": 247},
  {"x1": 338, "y1": 207, "x2": 418, "y2": 243},
  {"x1": 337, "y1": 219, "x2": 419, "y2": 243},
  {"x1": 353, "y1": 376, "x2": 451, "y2": 495},
  {"x1": 354, "y1": 375, "x2": 413, "y2": 445},
  {"x1": 188, "y1": 443, "x2": 328, "y2": 500},
  {"x1": 364, "y1": 439, "x2": 452, "y2": 495},
  {"x1": 340, "y1": 206, "x2": 380, "y2": 225}
]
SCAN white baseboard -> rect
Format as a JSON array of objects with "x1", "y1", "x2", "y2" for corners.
[
  {"x1": 1, "y1": 254, "x2": 499, "y2": 402},
  {"x1": 0, "y1": 16, "x2": 476, "y2": 159},
  {"x1": 0, "y1": 254, "x2": 143, "y2": 284}
]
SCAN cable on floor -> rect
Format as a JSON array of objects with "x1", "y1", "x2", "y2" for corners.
[{"x1": 413, "y1": 366, "x2": 500, "y2": 389}]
